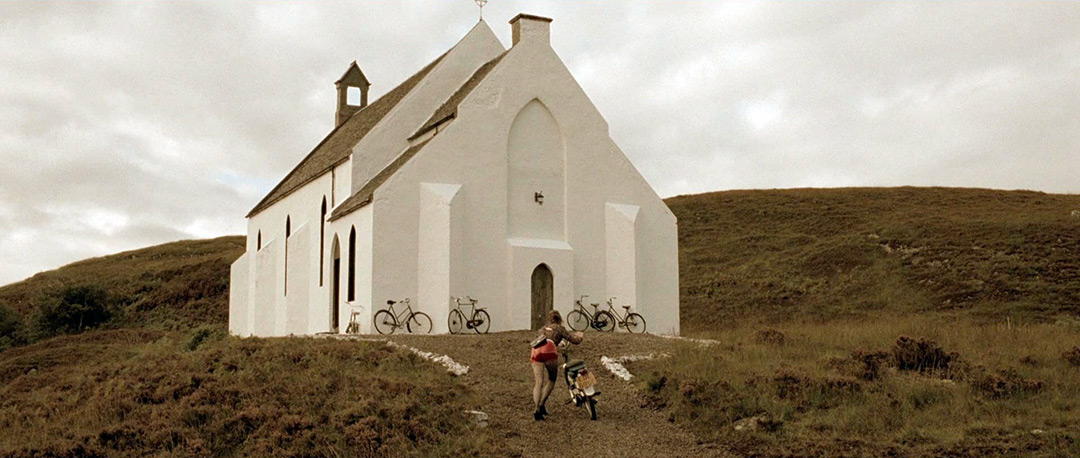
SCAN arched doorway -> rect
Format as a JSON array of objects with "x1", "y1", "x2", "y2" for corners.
[
  {"x1": 330, "y1": 235, "x2": 341, "y2": 332},
  {"x1": 531, "y1": 263, "x2": 553, "y2": 330}
]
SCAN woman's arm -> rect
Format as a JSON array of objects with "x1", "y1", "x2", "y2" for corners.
[{"x1": 560, "y1": 326, "x2": 583, "y2": 344}]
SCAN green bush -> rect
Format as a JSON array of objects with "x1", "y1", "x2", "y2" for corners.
[
  {"x1": 0, "y1": 303, "x2": 24, "y2": 350},
  {"x1": 33, "y1": 285, "x2": 114, "y2": 338},
  {"x1": 184, "y1": 325, "x2": 224, "y2": 351}
]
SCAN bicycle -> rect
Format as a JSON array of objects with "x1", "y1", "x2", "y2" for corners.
[
  {"x1": 345, "y1": 304, "x2": 364, "y2": 334},
  {"x1": 566, "y1": 295, "x2": 615, "y2": 332},
  {"x1": 373, "y1": 298, "x2": 432, "y2": 334},
  {"x1": 602, "y1": 297, "x2": 646, "y2": 333},
  {"x1": 448, "y1": 296, "x2": 490, "y2": 334}
]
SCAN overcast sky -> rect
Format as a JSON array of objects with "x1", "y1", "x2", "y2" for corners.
[{"x1": 1, "y1": 1, "x2": 1078, "y2": 286}]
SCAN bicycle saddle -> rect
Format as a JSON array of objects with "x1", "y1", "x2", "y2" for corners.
[
  {"x1": 564, "y1": 360, "x2": 586, "y2": 374},
  {"x1": 622, "y1": 305, "x2": 631, "y2": 310},
  {"x1": 387, "y1": 300, "x2": 396, "y2": 305}
]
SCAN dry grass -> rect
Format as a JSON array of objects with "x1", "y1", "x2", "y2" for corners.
[
  {"x1": 669, "y1": 187, "x2": 1080, "y2": 333},
  {"x1": 632, "y1": 315, "x2": 1080, "y2": 457},
  {"x1": 0, "y1": 327, "x2": 499, "y2": 457},
  {"x1": 1, "y1": 187, "x2": 1079, "y2": 456}
]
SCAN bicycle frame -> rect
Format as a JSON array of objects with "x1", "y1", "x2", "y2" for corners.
[
  {"x1": 452, "y1": 296, "x2": 480, "y2": 317},
  {"x1": 605, "y1": 298, "x2": 631, "y2": 322},
  {"x1": 573, "y1": 297, "x2": 597, "y2": 322},
  {"x1": 385, "y1": 299, "x2": 414, "y2": 328}
]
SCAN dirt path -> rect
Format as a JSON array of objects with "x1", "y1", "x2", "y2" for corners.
[{"x1": 388, "y1": 331, "x2": 715, "y2": 458}]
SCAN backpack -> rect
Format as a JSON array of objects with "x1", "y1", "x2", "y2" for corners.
[{"x1": 530, "y1": 335, "x2": 550, "y2": 349}]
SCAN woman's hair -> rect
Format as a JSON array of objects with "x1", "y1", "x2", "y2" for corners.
[{"x1": 548, "y1": 310, "x2": 562, "y2": 325}]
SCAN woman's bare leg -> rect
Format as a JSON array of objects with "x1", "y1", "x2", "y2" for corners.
[
  {"x1": 531, "y1": 362, "x2": 546, "y2": 412},
  {"x1": 539, "y1": 359, "x2": 559, "y2": 410}
]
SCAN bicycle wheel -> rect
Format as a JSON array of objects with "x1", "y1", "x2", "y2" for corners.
[
  {"x1": 586, "y1": 398, "x2": 598, "y2": 421},
  {"x1": 448, "y1": 309, "x2": 465, "y2": 335},
  {"x1": 373, "y1": 310, "x2": 396, "y2": 335},
  {"x1": 567, "y1": 310, "x2": 589, "y2": 331},
  {"x1": 594, "y1": 310, "x2": 616, "y2": 332},
  {"x1": 472, "y1": 309, "x2": 491, "y2": 334},
  {"x1": 407, "y1": 312, "x2": 432, "y2": 334},
  {"x1": 346, "y1": 320, "x2": 359, "y2": 335},
  {"x1": 624, "y1": 313, "x2": 646, "y2": 333}
]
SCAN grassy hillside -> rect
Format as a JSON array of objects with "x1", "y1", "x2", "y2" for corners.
[
  {"x1": 629, "y1": 317, "x2": 1080, "y2": 457},
  {"x1": 0, "y1": 236, "x2": 243, "y2": 344},
  {"x1": 0, "y1": 328, "x2": 499, "y2": 457},
  {"x1": 1, "y1": 187, "x2": 1079, "y2": 457},
  {"x1": 669, "y1": 187, "x2": 1080, "y2": 333}
]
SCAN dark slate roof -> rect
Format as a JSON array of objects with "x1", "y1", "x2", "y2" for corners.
[
  {"x1": 247, "y1": 52, "x2": 448, "y2": 218},
  {"x1": 409, "y1": 52, "x2": 507, "y2": 140},
  {"x1": 328, "y1": 139, "x2": 432, "y2": 221}
]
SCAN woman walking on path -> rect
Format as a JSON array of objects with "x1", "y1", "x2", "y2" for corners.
[{"x1": 530, "y1": 310, "x2": 584, "y2": 420}]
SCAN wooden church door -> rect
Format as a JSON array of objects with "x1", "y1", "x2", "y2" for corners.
[{"x1": 531, "y1": 264, "x2": 553, "y2": 330}]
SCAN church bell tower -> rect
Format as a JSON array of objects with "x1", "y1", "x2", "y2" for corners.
[{"x1": 335, "y1": 61, "x2": 370, "y2": 127}]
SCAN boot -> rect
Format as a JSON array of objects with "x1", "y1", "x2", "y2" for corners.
[
  {"x1": 533, "y1": 409, "x2": 545, "y2": 421},
  {"x1": 538, "y1": 405, "x2": 549, "y2": 416}
]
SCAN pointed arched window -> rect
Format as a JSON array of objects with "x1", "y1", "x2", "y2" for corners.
[
  {"x1": 285, "y1": 216, "x2": 291, "y2": 295},
  {"x1": 348, "y1": 226, "x2": 356, "y2": 302},
  {"x1": 320, "y1": 197, "x2": 327, "y2": 286}
]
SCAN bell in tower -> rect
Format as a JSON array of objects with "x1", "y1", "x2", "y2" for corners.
[{"x1": 335, "y1": 61, "x2": 370, "y2": 127}]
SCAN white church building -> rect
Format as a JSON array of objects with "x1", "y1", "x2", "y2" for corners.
[{"x1": 228, "y1": 14, "x2": 679, "y2": 336}]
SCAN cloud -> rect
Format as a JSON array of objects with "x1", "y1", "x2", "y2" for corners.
[{"x1": 0, "y1": 1, "x2": 1078, "y2": 285}]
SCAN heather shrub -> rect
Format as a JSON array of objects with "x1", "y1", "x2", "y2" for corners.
[
  {"x1": 850, "y1": 349, "x2": 892, "y2": 381},
  {"x1": 969, "y1": 368, "x2": 1044, "y2": 399},
  {"x1": 1063, "y1": 346, "x2": 1080, "y2": 367},
  {"x1": 32, "y1": 285, "x2": 114, "y2": 338},
  {"x1": 750, "y1": 328, "x2": 786, "y2": 346},
  {"x1": 892, "y1": 336, "x2": 958, "y2": 375}
]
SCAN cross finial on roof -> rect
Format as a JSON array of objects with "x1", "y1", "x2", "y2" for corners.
[{"x1": 475, "y1": 0, "x2": 488, "y2": 21}]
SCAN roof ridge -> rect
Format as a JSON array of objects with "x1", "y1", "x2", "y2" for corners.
[{"x1": 246, "y1": 51, "x2": 449, "y2": 218}]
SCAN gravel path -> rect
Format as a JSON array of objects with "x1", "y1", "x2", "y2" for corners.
[{"x1": 388, "y1": 331, "x2": 715, "y2": 458}]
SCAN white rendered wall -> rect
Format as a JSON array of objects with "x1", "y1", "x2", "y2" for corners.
[
  {"x1": 605, "y1": 203, "x2": 639, "y2": 317},
  {"x1": 231, "y1": 154, "x2": 350, "y2": 336},
  {"x1": 507, "y1": 100, "x2": 565, "y2": 241},
  {"x1": 350, "y1": 22, "x2": 505, "y2": 198},
  {"x1": 368, "y1": 22, "x2": 679, "y2": 334},
  {"x1": 253, "y1": 239, "x2": 278, "y2": 336},
  {"x1": 324, "y1": 205, "x2": 373, "y2": 334},
  {"x1": 506, "y1": 238, "x2": 574, "y2": 330},
  {"x1": 417, "y1": 183, "x2": 463, "y2": 334},
  {"x1": 228, "y1": 252, "x2": 250, "y2": 336},
  {"x1": 332, "y1": 161, "x2": 351, "y2": 207},
  {"x1": 366, "y1": 23, "x2": 506, "y2": 323},
  {"x1": 285, "y1": 223, "x2": 311, "y2": 335}
]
